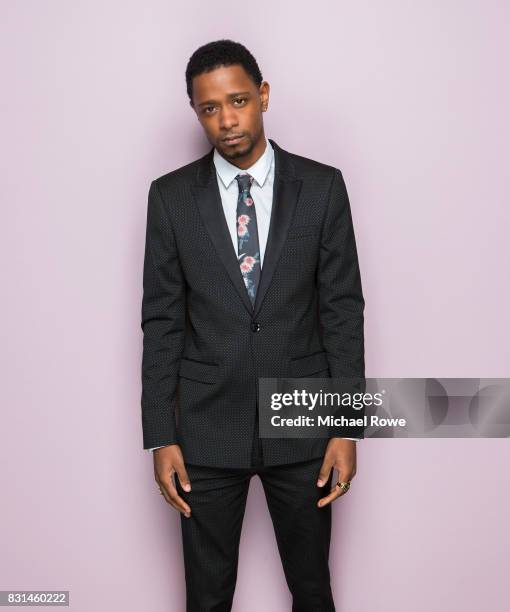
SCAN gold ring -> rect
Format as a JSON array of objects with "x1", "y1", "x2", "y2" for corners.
[{"x1": 336, "y1": 481, "x2": 351, "y2": 492}]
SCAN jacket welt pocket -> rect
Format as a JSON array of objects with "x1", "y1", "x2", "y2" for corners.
[
  {"x1": 178, "y1": 357, "x2": 219, "y2": 384},
  {"x1": 289, "y1": 351, "x2": 329, "y2": 377},
  {"x1": 286, "y1": 224, "x2": 320, "y2": 240}
]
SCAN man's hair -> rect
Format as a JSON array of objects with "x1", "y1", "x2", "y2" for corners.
[{"x1": 185, "y1": 39, "x2": 263, "y2": 103}]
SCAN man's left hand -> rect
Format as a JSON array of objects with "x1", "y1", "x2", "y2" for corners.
[{"x1": 316, "y1": 438, "x2": 357, "y2": 508}]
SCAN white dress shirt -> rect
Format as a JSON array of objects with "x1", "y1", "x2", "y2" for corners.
[{"x1": 148, "y1": 137, "x2": 357, "y2": 451}]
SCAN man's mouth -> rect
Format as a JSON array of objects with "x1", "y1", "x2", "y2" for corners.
[{"x1": 222, "y1": 134, "x2": 245, "y2": 145}]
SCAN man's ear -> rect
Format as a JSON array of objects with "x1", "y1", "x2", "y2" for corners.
[{"x1": 259, "y1": 81, "x2": 270, "y2": 110}]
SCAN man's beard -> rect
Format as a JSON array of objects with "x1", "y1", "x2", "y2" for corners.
[{"x1": 221, "y1": 135, "x2": 253, "y2": 159}]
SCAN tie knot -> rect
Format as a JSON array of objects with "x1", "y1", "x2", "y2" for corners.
[{"x1": 235, "y1": 173, "x2": 254, "y2": 192}]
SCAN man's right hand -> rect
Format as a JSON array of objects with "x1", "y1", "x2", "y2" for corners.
[{"x1": 153, "y1": 444, "x2": 192, "y2": 518}]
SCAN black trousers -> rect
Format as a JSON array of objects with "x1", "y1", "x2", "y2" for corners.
[{"x1": 175, "y1": 433, "x2": 336, "y2": 611}]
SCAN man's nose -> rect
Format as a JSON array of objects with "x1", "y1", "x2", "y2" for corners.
[{"x1": 219, "y1": 107, "x2": 238, "y2": 130}]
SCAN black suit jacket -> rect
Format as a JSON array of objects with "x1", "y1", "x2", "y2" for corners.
[{"x1": 140, "y1": 138, "x2": 365, "y2": 468}]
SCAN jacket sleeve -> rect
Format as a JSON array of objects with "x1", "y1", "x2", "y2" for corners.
[
  {"x1": 317, "y1": 169, "x2": 365, "y2": 439},
  {"x1": 140, "y1": 180, "x2": 186, "y2": 449}
]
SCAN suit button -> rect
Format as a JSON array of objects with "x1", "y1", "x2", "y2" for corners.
[{"x1": 251, "y1": 321, "x2": 261, "y2": 332}]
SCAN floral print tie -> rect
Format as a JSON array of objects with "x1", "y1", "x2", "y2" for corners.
[{"x1": 235, "y1": 173, "x2": 260, "y2": 307}]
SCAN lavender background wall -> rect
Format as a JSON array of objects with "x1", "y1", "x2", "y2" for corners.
[{"x1": 1, "y1": 1, "x2": 509, "y2": 610}]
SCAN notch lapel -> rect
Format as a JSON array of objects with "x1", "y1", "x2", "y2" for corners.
[
  {"x1": 191, "y1": 155, "x2": 255, "y2": 316},
  {"x1": 252, "y1": 139, "x2": 302, "y2": 317}
]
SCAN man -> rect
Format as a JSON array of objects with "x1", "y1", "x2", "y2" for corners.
[{"x1": 141, "y1": 39, "x2": 365, "y2": 611}]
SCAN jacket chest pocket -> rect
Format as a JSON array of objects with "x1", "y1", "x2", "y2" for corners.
[{"x1": 286, "y1": 224, "x2": 320, "y2": 240}]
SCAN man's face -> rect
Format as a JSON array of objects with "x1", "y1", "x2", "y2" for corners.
[{"x1": 190, "y1": 64, "x2": 269, "y2": 162}]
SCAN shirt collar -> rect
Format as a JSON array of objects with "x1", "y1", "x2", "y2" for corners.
[{"x1": 213, "y1": 136, "x2": 274, "y2": 189}]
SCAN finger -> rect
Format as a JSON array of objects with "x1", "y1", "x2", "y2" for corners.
[
  {"x1": 337, "y1": 467, "x2": 355, "y2": 483},
  {"x1": 163, "y1": 486, "x2": 191, "y2": 517},
  {"x1": 166, "y1": 496, "x2": 187, "y2": 516},
  {"x1": 159, "y1": 476, "x2": 191, "y2": 517},
  {"x1": 166, "y1": 482, "x2": 192, "y2": 516},
  {"x1": 317, "y1": 486, "x2": 342, "y2": 508},
  {"x1": 159, "y1": 487, "x2": 184, "y2": 514},
  {"x1": 318, "y1": 466, "x2": 354, "y2": 507},
  {"x1": 174, "y1": 461, "x2": 192, "y2": 493},
  {"x1": 316, "y1": 458, "x2": 334, "y2": 487}
]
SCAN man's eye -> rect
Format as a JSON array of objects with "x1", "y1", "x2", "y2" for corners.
[
  {"x1": 233, "y1": 98, "x2": 247, "y2": 105},
  {"x1": 204, "y1": 107, "x2": 215, "y2": 114}
]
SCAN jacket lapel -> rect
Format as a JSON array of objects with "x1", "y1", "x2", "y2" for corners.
[
  {"x1": 191, "y1": 156, "x2": 255, "y2": 315},
  {"x1": 252, "y1": 139, "x2": 302, "y2": 317},
  {"x1": 191, "y1": 138, "x2": 302, "y2": 318}
]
